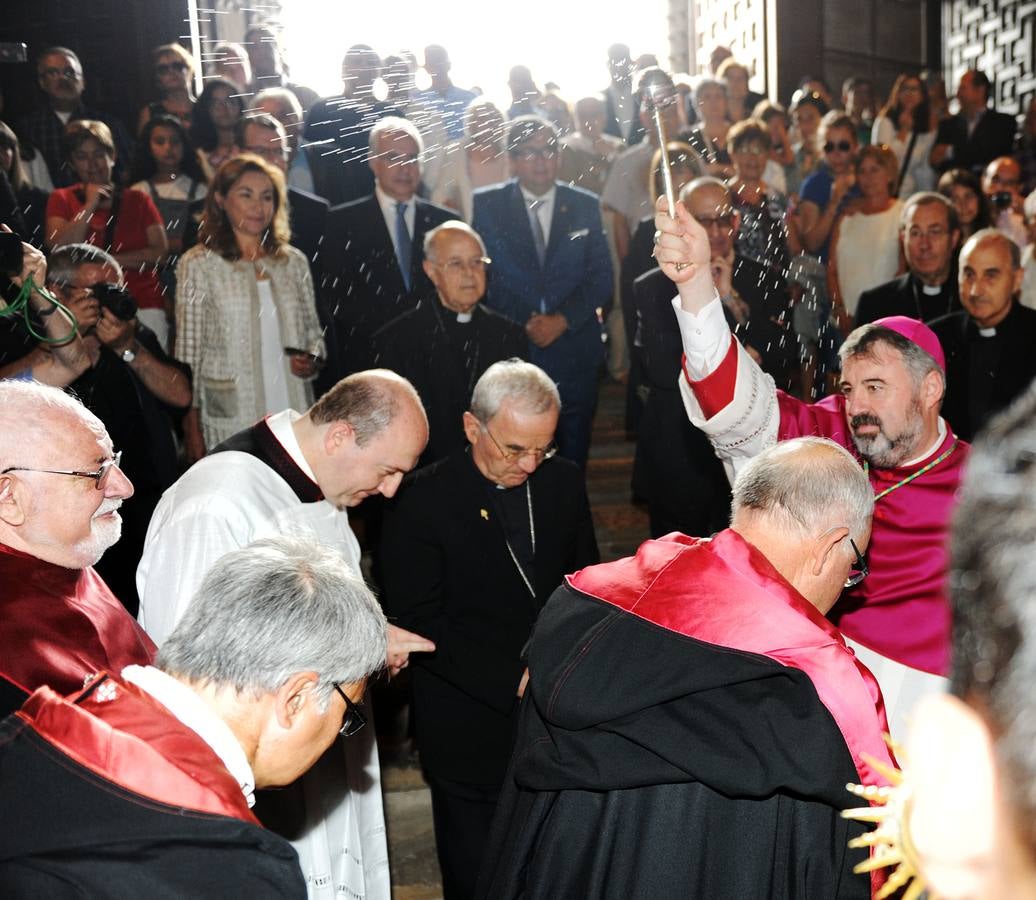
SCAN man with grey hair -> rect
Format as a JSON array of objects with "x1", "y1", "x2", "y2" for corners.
[
  {"x1": 138, "y1": 368, "x2": 433, "y2": 900},
  {"x1": 0, "y1": 535, "x2": 385, "y2": 895},
  {"x1": 655, "y1": 196, "x2": 971, "y2": 735},
  {"x1": 381, "y1": 359, "x2": 598, "y2": 899},
  {"x1": 371, "y1": 220, "x2": 527, "y2": 463},
  {"x1": 321, "y1": 116, "x2": 458, "y2": 382},
  {"x1": 856, "y1": 192, "x2": 963, "y2": 325},
  {"x1": 0, "y1": 381, "x2": 154, "y2": 719},
  {"x1": 480, "y1": 437, "x2": 889, "y2": 900},
  {"x1": 930, "y1": 228, "x2": 1036, "y2": 441}
]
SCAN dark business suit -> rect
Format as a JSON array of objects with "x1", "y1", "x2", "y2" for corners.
[
  {"x1": 930, "y1": 303, "x2": 1036, "y2": 441},
  {"x1": 371, "y1": 297, "x2": 527, "y2": 464},
  {"x1": 855, "y1": 272, "x2": 961, "y2": 326},
  {"x1": 932, "y1": 108, "x2": 1018, "y2": 174},
  {"x1": 472, "y1": 179, "x2": 613, "y2": 467},
  {"x1": 319, "y1": 193, "x2": 457, "y2": 382},
  {"x1": 381, "y1": 448, "x2": 598, "y2": 899}
]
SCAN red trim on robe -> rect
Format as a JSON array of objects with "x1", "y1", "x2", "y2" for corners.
[
  {"x1": 16, "y1": 675, "x2": 258, "y2": 824},
  {"x1": 567, "y1": 530, "x2": 897, "y2": 789},
  {"x1": 681, "y1": 334, "x2": 739, "y2": 419},
  {"x1": 0, "y1": 543, "x2": 156, "y2": 698}
]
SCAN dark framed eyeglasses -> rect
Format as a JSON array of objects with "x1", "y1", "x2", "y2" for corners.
[
  {"x1": 439, "y1": 256, "x2": 491, "y2": 274},
  {"x1": 1, "y1": 450, "x2": 123, "y2": 491},
  {"x1": 482, "y1": 426, "x2": 557, "y2": 463},
  {"x1": 333, "y1": 683, "x2": 367, "y2": 737},
  {"x1": 515, "y1": 146, "x2": 558, "y2": 161},
  {"x1": 823, "y1": 140, "x2": 854, "y2": 154},
  {"x1": 697, "y1": 214, "x2": 734, "y2": 230},
  {"x1": 844, "y1": 538, "x2": 869, "y2": 589},
  {"x1": 156, "y1": 61, "x2": 189, "y2": 75},
  {"x1": 40, "y1": 66, "x2": 80, "y2": 80}
]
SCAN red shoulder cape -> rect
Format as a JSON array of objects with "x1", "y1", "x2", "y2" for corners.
[
  {"x1": 17, "y1": 674, "x2": 257, "y2": 823},
  {"x1": 568, "y1": 530, "x2": 896, "y2": 787},
  {"x1": 0, "y1": 543, "x2": 156, "y2": 698}
]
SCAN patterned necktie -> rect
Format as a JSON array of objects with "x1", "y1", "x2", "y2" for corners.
[
  {"x1": 527, "y1": 198, "x2": 547, "y2": 267},
  {"x1": 395, "y1": 201, "x2": 412, "y2": 291}
]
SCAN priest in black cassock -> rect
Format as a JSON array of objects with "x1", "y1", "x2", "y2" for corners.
[
  {"x1": 930, "y1": 229, "x2": 1036, "y2": 441},
  {"x1": 478, "y1": 438, "x2": 891, "y2": 900},
  {"x1": 372, "y1": 221, "x2": 527, "y2": 464},
  {"x1": 855, "y1": 192, "x2": 962, "y2": 326}
]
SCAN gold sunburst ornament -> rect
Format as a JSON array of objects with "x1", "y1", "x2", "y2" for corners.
[{"x1": 842, "y1": 746, "x2": 927, "y2": 900}]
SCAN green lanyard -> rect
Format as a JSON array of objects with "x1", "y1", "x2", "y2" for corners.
[{"x1": 863, "y1": 439, "x2": 959, "y2": 502}]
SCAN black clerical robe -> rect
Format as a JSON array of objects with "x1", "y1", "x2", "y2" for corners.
[
  {"x1": 371, "y1": 298, "x2": 527, "y2": 463},
  {"x1": 930, "y1": 303, "x2": 1036, "y2": 441},
  {"x1": 478, "y1": 531, "x2": 894, "y2": 900},
  {"x1": 0, "y1": 674, "x2": 304, "y2": 896}
]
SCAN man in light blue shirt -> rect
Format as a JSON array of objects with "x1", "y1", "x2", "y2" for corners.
[{"x1": 417, "y1": 44, "x2": 475, "y2": 141}]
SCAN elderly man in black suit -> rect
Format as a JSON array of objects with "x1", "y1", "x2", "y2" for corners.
[
  {"x1": 321, "y1": 116, "x2": 458, "y2": 384},
  {"x1": 929, "y1": 69, "x2": 1018, "y2": 176},
  {"x1": 930, "y1": 229, "x2": 1036, "y2": 441},
  {"x1": 371, "y1": 221, "x2": 527, "y2": 464},
  {"x1": 380, "y1": 359, "x2": 598, "y2": 900},
  {"x1": 856, "y1": 192, "x2": 963, "y2": 326}
]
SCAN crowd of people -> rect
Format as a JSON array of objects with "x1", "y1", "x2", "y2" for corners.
[{"x1": 1, "y1": 27, "x2": 1036, "y2": 900}]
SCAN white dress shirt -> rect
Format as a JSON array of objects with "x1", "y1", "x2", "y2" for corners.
[
  {"x1": 122, "y1": 664, "x2": 256, "y2": 807},
  {"x1": 519, "y1": 183, "x2": 556, "y2": 246},
  {"x1": 375, "y1": 184, "x2": 416, "y2": 258}
]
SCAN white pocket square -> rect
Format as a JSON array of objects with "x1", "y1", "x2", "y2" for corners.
[{"x1": 568, "y1": 228, "x2": 589, "y2": 240}]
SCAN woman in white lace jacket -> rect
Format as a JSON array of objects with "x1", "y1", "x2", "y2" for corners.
[{"x1": 175, "y1": 154, "x2": 324, "y2": 459}]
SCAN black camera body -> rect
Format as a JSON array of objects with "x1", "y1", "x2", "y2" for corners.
[
  {"x1": 91, "y1": 282, "x2": 138, "y2": 321},
  {"x1": 991, "y1": 191, "x2": 1014, "y2": 210},
  {"x1": 0, "y1": 231, "x2": 24, "y2": 277}
]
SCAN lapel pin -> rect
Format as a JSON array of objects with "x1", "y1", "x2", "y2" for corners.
[{"x1": 480, "y1": 508, "x2": 489, "y2": 521}]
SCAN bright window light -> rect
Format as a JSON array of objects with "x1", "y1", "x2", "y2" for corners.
[{"x1": 278, "y1": 1, "x2": 672, "y2": 109}]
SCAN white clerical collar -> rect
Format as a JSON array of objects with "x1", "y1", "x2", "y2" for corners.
[
  {"x1": 121, "y1": 665, "x2": 256, "y2": 808},
  {"x1": 978, "y1": 326, "x2": 997, "y2": 338},
  {"x1": 519, "y1": 184, "x2": 556, "y2": 206},
  {"x1": 902, "y1": 418, "x2": 948, "y2": 468},
  {"x1": 456, "y1": 311, "x2": 473, "y2": 323},
  {"x1": 920, "y1": 283, "x2": 943, "y2": 295},
  {"x1": 266, "y1": 409, "x2": 317, "y2": 482}
]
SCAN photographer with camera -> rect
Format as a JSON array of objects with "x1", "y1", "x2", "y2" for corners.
[
  {"x1": 45, "y1": 243, "x2": 190, "y2": 616},
  {"x1": 0, "y1": 227, "x2": 88, "y2": 384},
  {"x1": 982, "y1": 156, "x2": 1029, "y2": 250}
]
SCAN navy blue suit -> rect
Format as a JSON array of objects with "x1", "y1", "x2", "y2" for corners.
[{"x1": 472, "y1": 179, "x2": 613, "y2": 467}]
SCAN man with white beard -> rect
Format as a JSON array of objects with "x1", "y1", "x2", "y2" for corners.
[{"x1": 0, "y1": 381, "x2": 155, "y2": 717}]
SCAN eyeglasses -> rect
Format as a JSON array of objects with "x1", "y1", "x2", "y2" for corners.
[
  {"x1": 515, "y1": 146, "x2": 558, "y2": 161},
  {"x1": 439, "y1": 256, "x2": 491, "y2": 274},
  {"x1": 483, "y1": 426, "x2": 557, "y2": 463},
  {"x1": 244, "y1": 143, "x2": 288, "y2": 161},
  {"x1": 844, "y1": 538, "x2": 869, "y2": 589},
  {"x1": 734, "y1": 144, "x2": 769, "y2": 156},
  {"x1": 2, "y1": 450, "x2": 123, "y2": 491},
  {"x1": 156, "y1": 61, "x2": 189, "y2": 75},
  {"x1": 332, "y1": 683, "x2": 367, "y2": 737},
  {"x1": 696, "y1": 214, "x2": 734, "y2": 229},
  {"x1": 379, "y1": 151, "x2": 419, "y2": 166},
  {"x1": 823, "y1": 140, "x2": 854, "y2": 153},
  {"x1": 40, "y1": 66, "x2": 80, "y2": 80}
]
